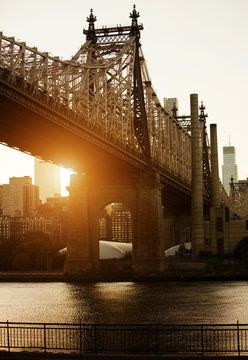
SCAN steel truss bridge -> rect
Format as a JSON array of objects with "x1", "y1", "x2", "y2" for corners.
[
  {"x1": 0, "y1": 6, "x2": 227, "y2": 273},
  {"x1": 0, "y1": 6, "x2": 212, "y2": 201}
]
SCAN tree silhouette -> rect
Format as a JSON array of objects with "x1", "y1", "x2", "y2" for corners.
[{"x1": 0, "y1": 231, "x2": 64, "y2": 271}]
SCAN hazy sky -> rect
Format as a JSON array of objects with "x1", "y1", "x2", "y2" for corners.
[{"x1": 0, "y1": 0, "x2": 248, "y2": 186}]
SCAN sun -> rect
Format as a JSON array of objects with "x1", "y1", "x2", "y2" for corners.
[{"x1": 60, "y1": 168, "x2": 76, "y2": 196}]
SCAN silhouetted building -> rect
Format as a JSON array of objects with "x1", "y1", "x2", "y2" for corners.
[
  {"x1": 2, "y1": 176, "x2": 39, "y2": 217},
  {"x1": 0, "y1": 215, "x2": 63, "y2": 245},
  {"x1": 0, "y1": 216, "x2": 30, "y2": 239},
  {"x1": 222, "y1": 146, "x2": 238, "y2": 195},
  {"x1": 237, "y1": 179, "x2": 248, "y2": 194},
  {"x1": 37, "y1": 196, "x2": 68, "y2": 246},
  {"x1": 100, "y1": 203, "x2": 132, "y2": 242},
  {"x1": 45, "y1": 196, "x2": 69, "y2": 210},
  {"x1": 34, "y1": 159, "x2": 61, "y2": 203},
  {"x1": 0, "y1": 216, "x2": 10, "y2": 238},
  {"x1": 164, "y1": 97, "x2": 178, "y2": 118}
]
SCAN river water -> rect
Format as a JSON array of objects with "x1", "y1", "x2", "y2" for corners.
[{"x1": 1, "y1": 281, "x2": 248, "y2": 325}]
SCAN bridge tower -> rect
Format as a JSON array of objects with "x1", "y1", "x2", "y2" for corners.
[{"x1": 64, "y1": 6, "x2": 166, "y2": 275}]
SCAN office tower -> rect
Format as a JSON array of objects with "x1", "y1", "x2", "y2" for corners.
[
  {"x1": 34, "y1": 159, "x2": 61, "y2": 203},
  {"x1": 164, "y1": 97, "x2": 178, "y2": 118},
  {"x1": 99, "y1": 203, "x2": 132, "y2": 242},
  {"x1": 222, "y1": 146, "x2": 238, "y2": 195},
  {"x1": 2, "y1": 176, "x2": 39, "y2": 217}
]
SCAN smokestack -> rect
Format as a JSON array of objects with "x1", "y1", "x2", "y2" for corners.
[
  {"x1": 210, "y1": 124, "x2": 221, "y2": 207},
  {"x1": 190, "y1": 94, "x2": 204, "y2": 260}
]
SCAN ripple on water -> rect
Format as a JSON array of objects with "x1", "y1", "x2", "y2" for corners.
[{"x1": 1, "y1": 281, "x2": 248, "y2": 324}]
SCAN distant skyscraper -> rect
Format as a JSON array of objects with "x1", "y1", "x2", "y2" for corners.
[
  {"x1": 2, "y1": 176, "x2": 39, "y2": 217},
  {"x1": 164, "y1": 97, "x2": 178, "y2": 118},
  {"x1": 99, "y1": 203, "x2": 132, "y2": 242},
  {"x1": 222, "y1": 146, "x2": 238, "y2": 195},
  {"x1": 34, "y1": 159, "x2": 61, "y2": 203}
]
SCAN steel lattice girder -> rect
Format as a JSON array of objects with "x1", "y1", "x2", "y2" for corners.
[{"x1": 0, "y1": 31, "x2": 197, "y2": 186}]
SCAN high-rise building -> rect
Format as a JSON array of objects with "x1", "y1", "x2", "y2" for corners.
[
  {"x1": 2, "y1": 176, "x2": 39, "y2": 217},
  {"x1": 34, "y1": 159, "x2": 61, "y2": 203},
  {"x1": 164, "y1": 97, "x2": 178, "y2": 118},
  {"x1": 100, "y1": 203, "x2": 132, "y2": 242},
  {"x1": 222, "y1": 146, "x2": 238, "y2": 195},
  {"x1": 0, "y1": 216, "x2": 63, "y2": 244}
]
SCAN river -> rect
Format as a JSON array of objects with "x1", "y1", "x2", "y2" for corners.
[{"x1": 1, "y1": 281, "x2": 248, "y2": 324}]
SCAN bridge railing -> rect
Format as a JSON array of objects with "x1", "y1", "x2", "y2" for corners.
[{"x1": 0, "y1": 321, "x2": 247, "y2": 357}]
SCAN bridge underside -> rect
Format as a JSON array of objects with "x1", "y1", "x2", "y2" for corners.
[
  {"x1": 0, "y1": 80, "x2": 196, "y2": 275},
  {"x1": 0, "y1": 81, "x2": 143, "y2": 179}
]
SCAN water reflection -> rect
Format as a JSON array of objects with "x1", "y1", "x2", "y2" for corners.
[{"x1": 1, "y1": 281, "x2": 248, "y2": 324}]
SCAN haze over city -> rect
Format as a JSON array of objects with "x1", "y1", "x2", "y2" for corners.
[{"x1": 0, "y1": 0, "x2": 248, "y2": 188}]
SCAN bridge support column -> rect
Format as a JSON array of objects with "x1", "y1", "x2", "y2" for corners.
[
  {"x1": 134, "y1": 171, "x2": 166, "y2": 273},
  {"x1": 191, "y1": 94, "x2": 204, "y2": 260},
  {"x1": 64, "y1": 174, "x2": 94, "y2": 274}
]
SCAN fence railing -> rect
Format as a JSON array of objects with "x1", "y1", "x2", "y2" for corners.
[{"x1": 0, "y1": 321, "x2": 247, "y2": 357}]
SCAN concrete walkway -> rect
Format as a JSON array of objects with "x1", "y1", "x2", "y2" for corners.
[{"x1": 0, "y1": 351, "x2": 246, "y2": 360}]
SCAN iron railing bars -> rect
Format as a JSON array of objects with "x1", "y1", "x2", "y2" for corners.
[
  {"x1": 237, "y1": 320, "x2": 241, "y2": 359},
  {"x1": 6, "y1": 320, "x2": 10, "y2": 355},
  {"x1": 0, "y1": 321, "x2": 248, "y2": 357}
]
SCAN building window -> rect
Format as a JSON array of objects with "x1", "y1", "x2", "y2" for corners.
[
  {"x1": 100, "y1": 203, "x2": 132, "y2": 242},
  {"x1": 225, "y1": 207, "x2": 229, "y2": 222},
  {"x1": 216, "y1": 217, "x2": 223, "y2": 232},
  {"x1": 217, "y1": 238, "x2": 224, "y2": 254},
  {"x1": 204, "y1": 238, "x2": 211, "y2": 247}
]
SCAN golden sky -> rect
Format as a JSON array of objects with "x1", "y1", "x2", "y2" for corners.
[{"x1": 1, "y1": 0, "x2": 248, "y2": 182}]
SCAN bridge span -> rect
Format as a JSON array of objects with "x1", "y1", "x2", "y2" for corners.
[{"x1": 1, "y1": 6, "x2": 247, "y2": 275}]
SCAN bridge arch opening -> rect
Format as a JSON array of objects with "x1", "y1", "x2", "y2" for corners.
[{"x1": 99, "y1": 202, "x2": 133, "y2": 271}]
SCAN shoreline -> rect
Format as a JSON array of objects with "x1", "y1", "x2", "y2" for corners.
[{"x1": 0, "y1": 271, "x2": 248, "y2": 282}]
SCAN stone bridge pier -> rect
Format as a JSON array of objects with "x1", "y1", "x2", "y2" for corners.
[{"x1": 64, "y1": 169, "x2": 166, "y2": 275}]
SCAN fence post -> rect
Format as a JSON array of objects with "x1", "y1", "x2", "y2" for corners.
[
  {"x1": 44, "y1": 324, "x2": 46, "y2": 353},
  {"x1": 237, "y1": 320, "x2": 240, "y2": 359},
  {"x1": 94, "y1": 325, "x2": 97, "y2": 354},
  {"x1": 156, "y1": 325, "x2": 159, "y2": 360},
  {"x1": 79, "y1": 320, "x2": 83, "y2": 359},
  {"x1": 146, "y1": 325, "x2": 149, "y2": 355},
  {"x1": 6, "y1": 320, "x2": 10, "y2": 357},
  {"x1": 201, "y1": 325, "x2": 204, "y2": 358}
]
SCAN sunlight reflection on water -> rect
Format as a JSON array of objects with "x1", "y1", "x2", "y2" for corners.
[{"x1": 1, "y1": 281, "x2": 248, "y2": 324}]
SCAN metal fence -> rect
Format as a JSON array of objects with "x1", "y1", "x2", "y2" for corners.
[{"x1": 0, "y1": 321, "x2": 248, "y2": 357}]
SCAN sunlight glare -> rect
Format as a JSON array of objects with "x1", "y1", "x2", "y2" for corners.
[{"x1": 60, "y1": 168, "x2": 76, "y2": 196}]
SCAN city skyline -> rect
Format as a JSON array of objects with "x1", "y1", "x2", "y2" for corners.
[
  {"x1": 35, "y1": 159, "x2": 61, "y2": 203},
  {"x1": 0, "y1": 145, "x2": 71, "y2": 196},
  {"x1": 0, "y1": 0, "x2": 248, "y2": 182}
]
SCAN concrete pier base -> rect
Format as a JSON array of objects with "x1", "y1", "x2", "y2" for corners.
[
  {"x1": 134, "y1": 171, "x2": 166, "y2": 273},
  {"x1": 64, "y1": 174, "x2": 94, "y2": 274},
  {"x1": 64, "y1": 170, "x2": 166, "y2": 276}
]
